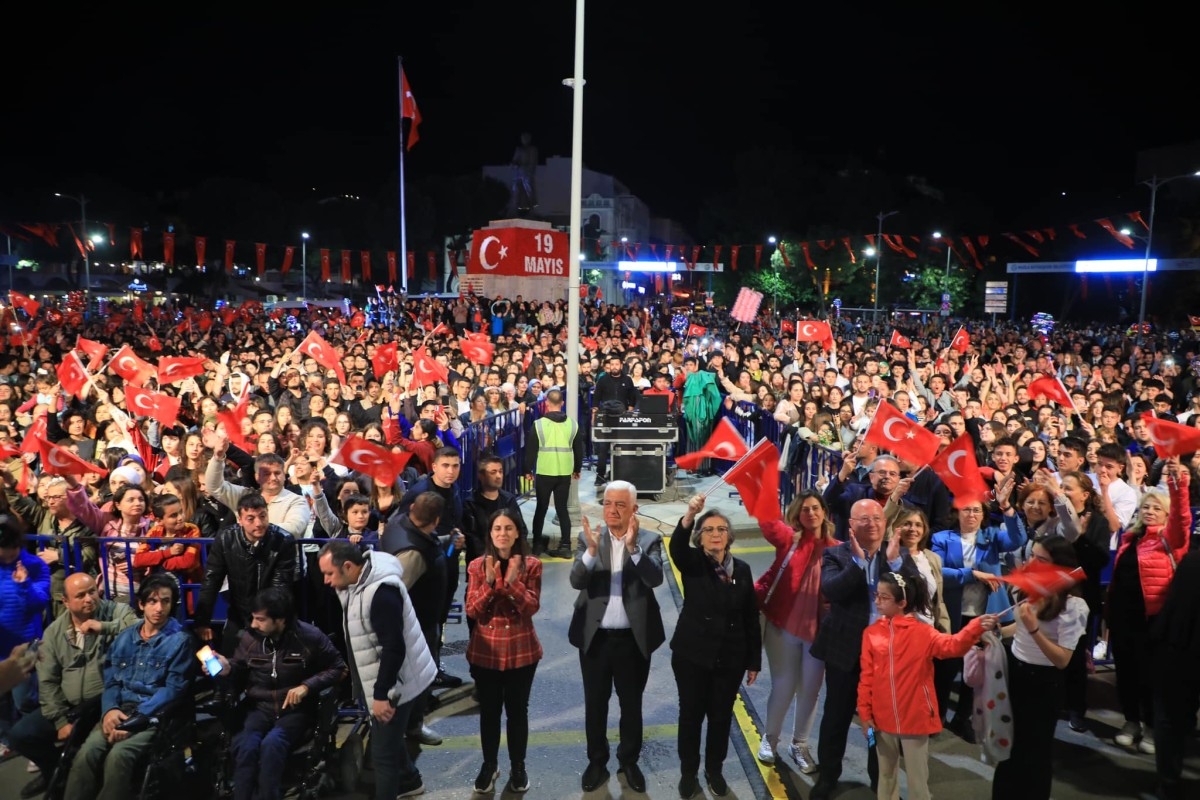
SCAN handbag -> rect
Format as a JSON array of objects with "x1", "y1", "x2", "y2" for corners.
[{"x1": 754, "y1": 540, "x2": 799, "y2": 609}]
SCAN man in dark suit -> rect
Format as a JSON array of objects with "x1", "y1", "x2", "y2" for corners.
[
  {"x1": 810, "y1": 498, "x2": 911, "y2": 800},
  {"x1": 568, "y1": 480, "x2": 665, "y2": 794}
]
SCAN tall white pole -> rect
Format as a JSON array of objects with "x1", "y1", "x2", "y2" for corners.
[
  {"x1": 398, "y1": 56, "x2": 410, "y2": 296},
  {"x1": 564, "y1": 0, "x2": 585, "y2": 426},
  {"x1": 1136, "y1": 176, "x2": 1158, "y2": 347},
  {"x1": 80, "y1": 195, "x2": 90, "y2": 312},
  {"x1": 872, "y1": 212, "x2": 885, "y2": 318}
]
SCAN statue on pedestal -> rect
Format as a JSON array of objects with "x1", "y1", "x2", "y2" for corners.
[{"x1": 510, "y1": 132, "x2": 538, "y2": 215}]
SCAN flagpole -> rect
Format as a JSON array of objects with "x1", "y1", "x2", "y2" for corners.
[
  {"x1": 700, "y1": 436, "x2": 768, "y2": 499},
  {"x1": 397, "y1": 56, "x2": 410, "y2": 297}
]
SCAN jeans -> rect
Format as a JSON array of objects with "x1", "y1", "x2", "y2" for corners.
[
  {"x1": 231, "y1": 709, "x2": 312, "y2": 800},
  {"x1": 531, "y1": 474, "x2": 572, "y2": 548},
  {"x1": 8, "y1": 707, "x2": 62, "y2": 778},
  {"x1": 370, "y1": 697, "x2": 419, "y2": 800},
  {"x1": 63, "y1": 724, "x2": 156, "y2": 800}
]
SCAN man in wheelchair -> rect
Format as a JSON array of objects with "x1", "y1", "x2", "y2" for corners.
[
  {"x1": 209, "y1": 586, "x2": 347, "y2": 800},
  {"x1": 11, "y1": 572, "x2": 138, "y2": 798},
  {"x1": 63, "y1": 573, "x2": 192, "y2": 800}
]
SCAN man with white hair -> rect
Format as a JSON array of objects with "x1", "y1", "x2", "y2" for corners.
[{"x1": 568, "y1": 480, "x2": 664, "y2": 794}]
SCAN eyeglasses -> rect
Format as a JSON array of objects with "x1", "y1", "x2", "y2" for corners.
[
  {"x1": 698, "y1": 525, "x2": 730, "y2": 536},
  {"x1": 850, "y1": 516, "x2": 884, "y2": 525},
  {"x1": 872, "y1": 471, "x2": 899, "y2": 478},
  {"x1": 959, "y1": 508, "x2": 984, "y2": 515}
]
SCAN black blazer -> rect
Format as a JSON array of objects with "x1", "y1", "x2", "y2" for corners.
[
  {"x1": 667, "y1": 520, "x2": 761, "y2": 674},
  {"x1": 568, "y1": 526, "x2": 665, "y2": 659},
  {"x1": 810, "y1": 542, "x2": 914, "y2": 672}
]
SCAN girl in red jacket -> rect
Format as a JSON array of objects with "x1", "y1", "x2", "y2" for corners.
[{"x1": 858, "y1": 570, "x2": 998, "y2": 800}]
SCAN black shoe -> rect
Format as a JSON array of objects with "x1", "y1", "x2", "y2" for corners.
[
  {"x1": 406, "y1": 725, "x2": 443, "y2": 746},
  {"x1": 705, "y1": 771, "x2": 729, "y2": 797},
  {"x1": 810, "y1": 778, "x2": 838, "y2": 800},
  {"x1": 678, "y1": 773, "x2": 699, "y2": 798},
  {"x1": 396, "y1": 774, "x2": 425, "y2": 798},
  {"x1": 531, "y1": 541, "x2": 547, "y2": 557},
  {"x1": 581, "y1": 762, "x2": 609, "y2": 792},
  {"x1": 619, "y1": 762, "x2": 646, "y2": 793},
  {"x1": 473, "y1": 761, "x2": 498, "y2": 793},
  {"x1": 21, "y1": 775, "x2": 47, "y2": 800},
  {"x1": 1068, "y1": 711, "x2": 1088, "y2": 732},
  {"x1": 434, "y1": 669, "x2": 463, "y2": 688},
  {"x1": 554, "y1": 542, "x2": 573, "y2": 557},
  {"x1": 506, "y1": 762, "x2": 529, "y2": 793}
]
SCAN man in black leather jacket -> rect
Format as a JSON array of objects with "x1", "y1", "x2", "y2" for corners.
[
  {"x1": 213, "y1": 587, "x2": 346, "y2": 800},
  {"x1": 194, "y1": 493, "x2": 298, "y2": 654}
]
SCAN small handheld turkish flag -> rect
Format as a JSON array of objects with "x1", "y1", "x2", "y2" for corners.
[
  {"x1": 720, "y1": 439, "x2": 782, "y2": 523},
  {"x1": 999, "y1": 560, "x2": 1084, "y2": 600},
  {"x1": 108, "y1": 345, "x2": 157, "y2": 387},
  {"x1": 929, "y1": 433, "x2": 989, "y2": 508},
  {"x1": 795, "y1": 319, "x2": 835, "y2": 350},
  {"x1": 950, "y1": 326, "x2": 970, "y2": 354},
  {"x1": 1027, "y1": 374, "x2": 1074, "y2": 409},
  {"x1": 57, "y1": 352, "x2": 91, "y2": 398},
  {"x1": 37, "y1": 438, "x2": 107, "y2": 477},
  {"x1": 890, "y1": 330, "x2": 912, "y2": 349},
  {"x1": 331, "y1": 435, "x2": 413, "y2": 486},
  {"x1": 371, "y1": 342, "x2": 400, "y2": 379},
  {"x1": 864, "y1": 401, "x2": 940, "y2": 466},
  {"x1": 410, "y1": 347, "x2": 449, "y2": 388},
  {"x1": 458, "y1": 337, "x2": 495, "y2": 366},
  {"x1": 1140, "y1": 412, "x2": 1200, "y2": 458},
  {"x1": 157, "y1": 355, "x2": 207, "y2": 385},
  {"x1": 298, "y1": 331, "x2": 347, "y2": 385},
  {"x1": 687, "y1": 323, "x2": 707, "y2": 338},
  {"x1": 125, "y1": 385, "x2": 182, "y2": 427},
  {"x1": 75, "y1": 337, "x2": 108, "y2": 371},
  {"x1": 675, "y1": 418, "x2": 749, "y2": 470}
]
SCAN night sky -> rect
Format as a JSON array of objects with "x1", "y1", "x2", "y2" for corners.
[{"x1": 5, "y1": 4, "x2": 1195, "y2": 230}]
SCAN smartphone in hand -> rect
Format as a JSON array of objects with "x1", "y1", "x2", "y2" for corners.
[{"x1": 196, "y1": 645, "x2": 223, "y2": 677}]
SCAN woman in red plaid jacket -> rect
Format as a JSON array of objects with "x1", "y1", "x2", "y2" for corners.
[{"x1": 465, "y1": 508, "x2": 543, "y2": 795}]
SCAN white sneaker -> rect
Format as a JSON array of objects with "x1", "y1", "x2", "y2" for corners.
[
  {"x1": 1114, "y1": 720, "x2": 1141, "y2": 747},
  {"x1": 1138, "y1": 729, "x2": 1156, "y2": 755},
  {"x1": 756, "y1": 736, "x2": 775, "y2": 765},
  {"x1": 26, "y1": 760, "x2": 39, "y2": 773},
  {"x1": 1092, "y1": 641, "x2": 1109, "y2": 660},
  {"x1": 789, "y1": 742, "x2": 817, "y2": 774}
]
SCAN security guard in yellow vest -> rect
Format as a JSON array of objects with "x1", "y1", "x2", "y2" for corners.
[{"x1": 523, "y1": 389, "x2": 584, "y2": 556}]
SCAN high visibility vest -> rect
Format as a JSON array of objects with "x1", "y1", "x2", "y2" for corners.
[{"x1": 534, "y1": 416, "x2": 577, "y2": 476}]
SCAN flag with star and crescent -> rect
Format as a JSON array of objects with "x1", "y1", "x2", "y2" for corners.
[{"x1": 864, "y1": 400, "x2": 940, "y2": 466}]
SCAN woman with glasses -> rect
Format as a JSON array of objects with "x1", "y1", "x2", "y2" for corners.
[
  {"x1": 930, "y1": 476, "x2": 1027, "y2": 740},
  {"x1": 669, "y1": 494, "x2": 760, "y2": 799}
]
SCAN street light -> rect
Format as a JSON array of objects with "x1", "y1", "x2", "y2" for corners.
[
  {"x1": 300, "y1": 232, "x2": 310, "y2": 301},
  {"x1": 932, "y1": 231, "x2": 953, "y2": 278},
  {"x1": 1136, "y1": 171, "x2": 1200, "y2": 344},
  {"x1": 54, "y1": 192, "x2": 90, "y2": 310},
  {"x1": 873, "y1": 210, "x2": 899, "y2": 317}
]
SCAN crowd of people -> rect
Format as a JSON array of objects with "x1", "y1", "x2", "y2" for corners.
[{"x1": 0, "y1": 291, "x2": 1198, "y2": 800}]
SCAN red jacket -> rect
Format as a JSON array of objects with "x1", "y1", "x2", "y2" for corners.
[
  {"x1": 756, "y1": 518, "x2": 829, "y2": 642},
  {"x1": 858, "y1": 614, "x2": 984, "y2": 736},
  {"x1": 465, "y1": 555, "x2": 543, "y2": 671},
  {"x1": 1113, "y1": 472, "x2": 1191, "y2": 618}
]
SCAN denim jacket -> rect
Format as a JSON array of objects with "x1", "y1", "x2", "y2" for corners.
[{"x1": 101, "y1": 617, "x2": 193, "y2": 716}]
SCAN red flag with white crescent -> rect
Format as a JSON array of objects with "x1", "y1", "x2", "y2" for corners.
[
  {"x1": 929, "y1": 433, "x2": 989, "y2": 508},
  {"x1": 719, "y1": 439, "x2": 782, "y2": 523},
  {"x1": 950, "y1": 326, "x2": 970, "y2": 354},
  {"x1": 864, "y1": 401, "x2": 940, "y2": 466},
  {"x1": 37, "y1": 438, "x2": 108, "y2": 477},
  {"x1": 75, "y1": 337, "x2": 108, "y2": 371},
  {"x1": 998, "y1": 560, "x2": 1085, "y2": 600},
  {"x1": 795, "y1": 319, "x2": 834, "y2": 350},
  {"x1": 297, "y1": 331, "x2": 346, "y2": 385},
  {"x1": 687, "y1": 323, "x2": 707, "y2": 338},
  {"x1": 458, "y1": 337, "x2": 494, "y2": 366},
  {"x1": 1027, "y1": 374, "x2": 1074, "y2": 409},
  {"x1": 108, "y1": 344, "x2": 157, "y2": 387},
  {"x1": 371, "y1": 342, "x2": 400, "y2": 379},
  {"x1": 331, "y1": 434, "x2": 413, "y2": 486},
  {"x1": 56, "y1": 352, "x2": 92, "y2": 398},
  {"x1": 216, "y1": 386, "x2": 253, "y2": 451},
  {"x1": 1140, "y1": 412, "x2": 1200, "y2": 458},
  {"x1": 157, "y1": 355, "x2": 207, "y2": 385},
  {"x1": 124, "y1": 384, "x2": 182, "y2": 427},
  {"x1": 675, "y1": 418, "x2": 749, "y2": 470},
  {"x1": 410, "y1": 347, "x2": 449, "y2": 388},
  {"x1": 890, "y1": 330, "x2": 912, "y2": 349}
]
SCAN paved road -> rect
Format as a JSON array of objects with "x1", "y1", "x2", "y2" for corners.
[{"x1": 3, "y1": 472, "x2": 1197, "y2": 798}]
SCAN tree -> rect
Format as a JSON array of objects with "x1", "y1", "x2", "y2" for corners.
[{"x1": 900, "y1": 267, "x2": 973, "y2": 313}]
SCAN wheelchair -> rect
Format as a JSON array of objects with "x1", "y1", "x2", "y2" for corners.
[
  {"x1": 44, "y1": 695, "x2": 203, "y2": 800},
  {"x1": 206, "y1": 687, "x2": 370, "y2": 799}
]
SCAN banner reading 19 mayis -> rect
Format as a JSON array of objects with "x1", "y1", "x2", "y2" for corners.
[{"x1": 467, "y1": 226, "x2": 569, "y2": 277}]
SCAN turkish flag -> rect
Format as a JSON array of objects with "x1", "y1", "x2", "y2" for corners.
[
  {"x1": 1027, "y1": 374, "x2": 1073, "y2": 409},
  {"x1": 350, "y1": 311, "x2": 366, "y2": 329},
  {"x1": 929, "y1": 433, "x2": 990, "y2": 508},
  {"x1": 719, "y1": 439, "x2": 782, "y2": 523},
  {"x1": 195, "y1": 236, "x2": 206, "y2": 267},
  {"x1": 332, "y1": 435, "x2": 413, "y2": 485},
  {"x1": 864, "y1": 401, "x2": 940, "y2": 466},
  {"x1": 464, "y1": 331, "x2": 490, "y2": 342},
  {"x1": 157, "y1": 355, "x2": 207, "y2": 385},
  {"x1": 256, "y1": 243, "x2": 267, "y2": 275},
  {"x1": 224, "y1": 240, "x2": 236, "y2": 272},
  {"x1": 581, "y1": 337, "x2": 599, "y2": 351},
  {"x1": 890, "y1": 330, "x2": 912, "y2": 349},
  {"x1": 675, "y1": 418, "x2": 749, "y2": 470},
  {"x1": 429, "y1": 322, "x2": 450, "y2": 338},
  {"x1": 999, "y1": 560, "x2": 1084, "y2": 600},
  {"x1": 371, "y1": 342, "x2": 400, "y2": 379},
  {"x1": 410, "y1": 347, "x2": 449, "y2": 388},
  {"x1": 400, "y1": 66, "x2": 422, "y2": 150},
  {"x1": 57, "y1": 352, "x2": 92, "y2": 398},
  {"x1": 108, "y1": 345, "x2": 157, "y2": 387},
  {"x1": 216, "y1": 386, "x2": 253, "y2": 451},
  {"x1": 1140, "y1": 412, "x2": 1200, "y2": 458},
  {"x1": 687, "y1": 323, "x2": 707, "y2": 338},
  {"x1": 125, "y1": 384, "x2": 181, "y2": 427},
  {"x1": 297, "y1": 331, "x2": 346, "y2": 385},
  {"x1": 795, "y1": 319, "x2": 834, "y2": 349},
  {"x1": 949, "y1": 326, "x2": 970, "y2": 354},
  {"x1": 147, "y1": 336, "x2": 162, "y2": 352},
  {"x1": 37, "y1": 438, "x2": 107, "y2": 477},
  {"x1": 75, "y1": 337, "x2": 108, "y2": 371},
  {"x1": 8, "y1": 291, "x2": 40, "y2": 317},
  {"x1": 458, "y1": 337, "x2": 495, "y2": 366}
]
